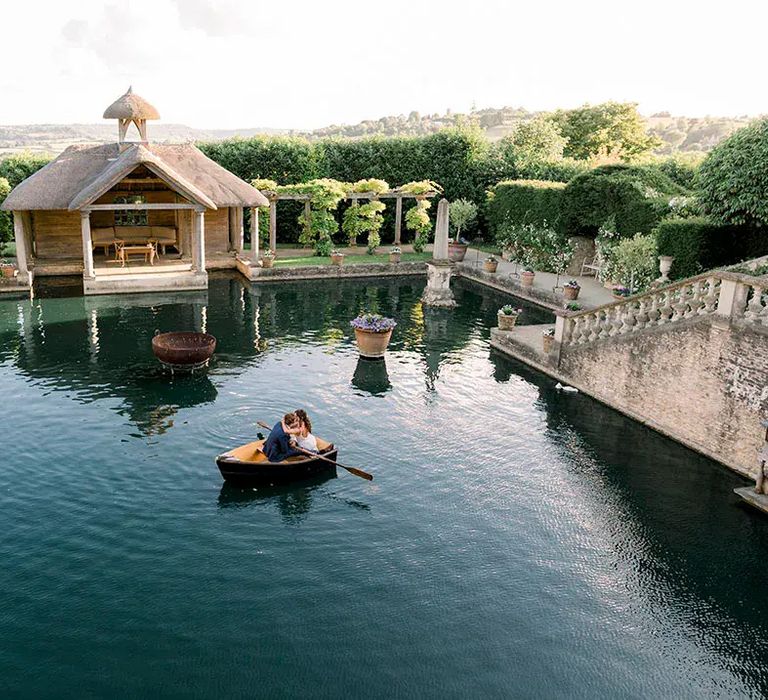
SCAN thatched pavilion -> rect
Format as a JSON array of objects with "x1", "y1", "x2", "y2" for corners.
[{"x1": 2, "y1": 87, "x2": 268, "y2": 295}]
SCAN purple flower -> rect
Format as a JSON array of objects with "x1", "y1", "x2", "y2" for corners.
[{"x1": 350, "y1": 313, "x2": 397, "y2": 332}]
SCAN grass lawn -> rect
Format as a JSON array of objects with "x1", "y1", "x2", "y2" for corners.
[{"x1": 273, "y1": 252, "x2": 431, "y2": 268}]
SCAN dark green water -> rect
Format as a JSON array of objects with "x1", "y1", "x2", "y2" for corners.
[{"x1": 1, "y1": 274, "x2": 767, "y2": 698}]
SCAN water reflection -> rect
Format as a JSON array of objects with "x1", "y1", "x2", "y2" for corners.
[
  {"x1": 217, "y1": 472, "x2": 338, "y2": 525},
  {"x1": 351, "y1": 357, "x2": 391, "y2": 396}
]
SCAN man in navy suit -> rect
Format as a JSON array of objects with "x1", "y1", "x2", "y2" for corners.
[{"x1": 263, "y1": 412, "x2": 303, "y2": 462}]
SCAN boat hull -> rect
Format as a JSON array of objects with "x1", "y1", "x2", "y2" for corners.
[{"x1": 216, "y1": 449, "x2": 338, "y2": 485}]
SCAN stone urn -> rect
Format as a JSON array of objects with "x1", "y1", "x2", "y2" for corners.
[
  {"x1": 448, "y1": 242, "x2": 468, "y2": 262},
  {"x1": 658, "y1": 255, "x2": 675, "y2": 283},
  {"x1": 331, "y1": 252, "x2": 345, "y2": 266},
  {"x1": 497, "y1": 311, "x2": 520, "y2": 330},
  {"x1": 542, "y1": 332, "x2": 554, "y2": 354},
  {"x1": 351, "y1": 314, "x2": 396, "y2": 359},
  {"x1": 521, "y1": 270, "x2": 535, "y2": 287},
  {"x1": 484, "y1": 258, "x2": 499, "y2": 273},
  {"x1": 261, "y1": 256, "x2": 275, "y2": 269},
  {"x1": 563, "y1": 283, "x2": 581, "y2": 301}
]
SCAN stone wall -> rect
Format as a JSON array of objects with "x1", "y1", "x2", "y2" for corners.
[{"x1": 556, "y1": 317, "x2": 768, "y2": 477}]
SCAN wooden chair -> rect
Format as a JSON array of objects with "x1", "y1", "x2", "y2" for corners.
[{"x1": 581, "y1": 254, "x2": 604, "y2": 279}]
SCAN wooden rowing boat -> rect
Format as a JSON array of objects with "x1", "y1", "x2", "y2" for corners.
[{"x1": 216, "y1": 437, "x2": 337, "y2": 484}]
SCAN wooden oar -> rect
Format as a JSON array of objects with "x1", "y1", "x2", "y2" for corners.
[{"x1": 257, "y1": 421, "x2": 373, "y2": 481}]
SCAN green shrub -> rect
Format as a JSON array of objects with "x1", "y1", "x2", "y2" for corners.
[
  {"x1": 0, "y1": 153, "x2": 52, "y2": 189},
  {"x1": 653, "y1": 154, "x2": 704, "y2": 189},
  {"x1": 495, "y1": 221, "x2": 572, "y2": 273},
  {"x1": 560, "y1": 164, "x2": 687, "y2": 239},
  {"x1": 606, "y1": 233, "x2": 658, "y2": 292},
  {"x1": 486, "y1": 180, "x2": 566, "y2": 240},
  {"x1": 0, "y1": 177, "x2": 11, "y2": 254},
  {"x1": 698, "y1": 119, "x2": 768, "y2": 228},
  {"x1": 654, "y1": 217, "x2": 763, "y2": 279}
]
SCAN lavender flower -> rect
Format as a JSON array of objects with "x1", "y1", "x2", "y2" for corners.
[{"x1": 350, "y1": 313, "x2": 397, "y2": 332}]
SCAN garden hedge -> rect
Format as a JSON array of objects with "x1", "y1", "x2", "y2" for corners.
[
  {"x1": 654, "y1": 216, "x2": 768, "y2": 279},
  {"x1": 560, "y1": 164, "x2": 687, "y2": 239},
  {"x1": 486, "y1": 180, "x2": 566, "y2": 237}
]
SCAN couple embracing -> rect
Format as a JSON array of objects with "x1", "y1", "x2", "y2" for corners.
[{"x1": 263, "y1": 410, "x2": 317, "y2": 462}]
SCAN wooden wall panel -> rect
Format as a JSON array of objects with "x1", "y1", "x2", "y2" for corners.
[
  {"x1": 205, "y1": 207, "x2": 230, "y2": 255},
  {"x1": 33, "y1": 210, "x2": 82, "y2": 259}
]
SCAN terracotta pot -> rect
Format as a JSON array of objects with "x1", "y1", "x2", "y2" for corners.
[
  {"x1": 448, "y1": 242, "x2": 468, "y2": 262},
  {"x1": 563, "y1": 285, "x2": 580, "y2": 301},
  {"x1": 152, "y1": 332, "x2": 217, "y2": 368},
  {"x1": 542, "y1": 334, "x2": 554, "y2": 354},
  {"x1": 1, "y1": 265, "x2": 16, "y2": 278},
  {"x1": 389, "y1": 253, "x2": 401, "y2": 264},
  {"x1": 521, "y1": 271, "x2": 535, "y2": 287},
  {"x1": 262, "y1": 257, "x2": 275, "y2": 269},
  {"x1": 497, "y1": 312, "x2": 518, "y2": 330},
  {"x1": 354, "y1": 328, "x2": 393, "y2": 359},
  {"x1": 331, "y1": 254, "x2": 345, "y2": 266},
  {"x1": 484, "y1": 260, "x2": 498, "y2": 273}
]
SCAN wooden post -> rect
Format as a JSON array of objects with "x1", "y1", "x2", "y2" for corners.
[
  {"x1": 251, "y1": 208, "x2": 260, "y2": 264},
  {"x1": 394, "y1": 196, "x2": 403, "y2": 245},
  {"x1": 269, "y1": 199, "x2": 277, "y2": 252},
  {"x1": 193, "y1": 207, "x2": 206, "y2": 272},
  {"x1": 12, "y1": 212, "x2": 30, "y2": 283},
  {"x1": 80, "y1": 210, "x2": 95, "y2": 279},
  {"x1": 303, "y1": 200, "x2": 311, "y2": 243}
]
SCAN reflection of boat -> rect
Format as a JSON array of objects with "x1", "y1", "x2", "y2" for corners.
[
  {"x1": 152, "y1": 331, "x2": 216, "y2": 370},
  {"x1": 217, "y1": 471, "x2": 337, "y2": 508},
  {"x1": 216, "y1": 438, "x2": 338, "y2": 484}
]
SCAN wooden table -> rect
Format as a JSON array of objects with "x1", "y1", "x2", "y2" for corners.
[{"x1": 117, "y1": 242, "x2": 156, "y2": 267}]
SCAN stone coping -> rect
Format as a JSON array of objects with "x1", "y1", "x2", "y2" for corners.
[{"x1": 245, "y1": 260, "x2": 427, "y2": 282}]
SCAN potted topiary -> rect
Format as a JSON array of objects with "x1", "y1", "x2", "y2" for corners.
[
  {"x1": 331, "y1": 249, "x2": 345, "y2": 266},
  {"x1": 542, "y1": 328, "x2": 555, "y2": 353},
  {"x1": 261, "y1": 249, "x2": 276, "y2": 269},
  {"x1": 483, "y1": 255, "x2": 498, "y2": 273},
  {"x1": 350, "y1": 313, "x2": 397, "y2": 359},
  {"x1": 521, "y1": 268, "x2": 535, "y2": 287},
  {"x1": 448, "y1": 199, "x2": 478, "y2": 262},
  {"x1": 389, "y1": 246, "x2": 402, "y2": 263},
  {"x1": 563, "y1": 279, "x2": 581, "y2": 301},
  {"x1": 497, "y1": 305, "x2": 522, "y2": 330}
]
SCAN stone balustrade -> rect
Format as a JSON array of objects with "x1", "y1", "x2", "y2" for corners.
[{"x1": 554, "y1": 270, "x2": 768, "y2": 350}]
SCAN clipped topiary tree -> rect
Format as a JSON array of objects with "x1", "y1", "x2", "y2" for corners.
[{"x1": 699, "y1": 119, "x2": 768, "y2": 229}]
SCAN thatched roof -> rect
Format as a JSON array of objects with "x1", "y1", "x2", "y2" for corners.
[
  {"x1": 103, "y1": 87, "x2": 160, "y2": 120},
  {"x1": 2, "y1": 143, "x2": 269, "y2": 211}
]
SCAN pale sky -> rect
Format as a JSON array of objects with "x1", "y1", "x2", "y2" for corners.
[{"x1": 1, "y1": 0, "x2": 765, "y2": 129}]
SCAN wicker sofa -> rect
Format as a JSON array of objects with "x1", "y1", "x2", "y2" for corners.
[{"x1": 92, "y1": 226, "x2": 178, "y2": 255}]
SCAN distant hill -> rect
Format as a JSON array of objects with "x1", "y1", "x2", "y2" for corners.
[{"x1": 0, "y1": 106, "x2": 758, "y2": 157}]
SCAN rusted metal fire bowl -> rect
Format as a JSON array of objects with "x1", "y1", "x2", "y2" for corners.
[{"x1": 152, "y1": 332, "x2": 217, "y2": 371}]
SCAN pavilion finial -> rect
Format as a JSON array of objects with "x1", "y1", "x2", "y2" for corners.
[{"x1": 103, "y1": 87, "x2": 160, "y2": 150}]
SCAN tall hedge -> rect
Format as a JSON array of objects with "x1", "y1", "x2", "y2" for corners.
[
  {"x1": 0, "y1": 152, "x2": 53, "y2": 189},
  {"x1": 654, "y1": 216, "x2": 768, "y2": 279},
  {"x1": 486, "y1": 180, "x2": 566, "y2": 237},
  {"x1": 699, "y1": 118, "x2": 768, "y2": 228},
  {"x1": 560, "y1": 164, "x2": 687, "y2": 238},
  {"x1": 0, "y1": 177, "x2": 11, "y2": 252}
]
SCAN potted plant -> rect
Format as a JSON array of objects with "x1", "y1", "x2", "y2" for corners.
[
  {"x1": 261, "y1": 249, "x2": 276, "y2": 269},
  {"x1": 612, "y1": 285, "x2": 631, "y2": 300},
  {"x1": 0, "y1": 258, "x2": 17, "y2": 279},
  {"x1": 331, "y1": 250, "x2": 345, "y2": 266},
  {"x1": 497, "y1": 305, "x2": 522, "y2": 331},
  {"x1": 563, "y1": 279, "x2": 581, "y2": 301},
  {"x1": 448, "y1": 199, "x2": 478, "y2": 262},
  {"x1": 389, "y1": 246, "x2": 402, "y2": 263},
  {"x1": 542, "y1": 328, "x2": 555, "y2": 354},
  {"x1": 350, "y1": 313, "x2": 397, "y2": 359},
  {"x1": 483, "y1": 255, "x2": 498, "y2": 273},
  {"x1": 521, "y1": 268, "x2": 535, "y2": 287}
]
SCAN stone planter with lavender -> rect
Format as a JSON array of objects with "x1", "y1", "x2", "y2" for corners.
[
  {"x1": 331, "y1": 250, "x2": 345, "y2": 266},
  {"x1": 389, "y1": 246, "x2": 402, "y2": 264},
  {"x1": 542, "y1": 328, "x2": 555, "y2": 354},
  {"x1": 497, "y1": 305, "x2": 522, "y2": 331},
  {"x1": 350, "y1": 313, "x2": 397, "y2": 359},
  {"x1": 521, "y1": 270, "x2": 535, "y2": 287},
  {"x1": 261, "y1": 250, "x2": 275, "y2": 269},
  {"x1": 563, "y1": 280, "x2": 581, "y2": 301},
  {"x1": 483, "y1": 256, "x2": 498, "y2": 273}
]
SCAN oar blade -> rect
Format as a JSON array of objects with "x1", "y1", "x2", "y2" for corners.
[{"x1": 342, "y1": 465, "x2": 374, "y2": 481}]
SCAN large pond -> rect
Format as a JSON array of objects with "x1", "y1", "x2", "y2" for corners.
[{"x1": 1, "y1": 274, "x2": 767, "y2": 698}]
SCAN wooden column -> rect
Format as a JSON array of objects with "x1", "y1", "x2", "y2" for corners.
[
  {"x1": 12, "y1": 212, "x2": 30, "y2": 282},
  {"x1": 394, "y1": 196, "x2": 403, "y2": 245},
  {"x1": 303, "y1": 200, "x2": 311, "y2": 243},
  {"x1": 193, "y1": 207, "x2": 206, "y2": 272},
  {"x1": 269, "y1": 199, "x2": 277, "y2": 252},
  {"x1": 250, "y1": 207, "x2": 260, "y2": 264},
  {"x1": 80, "y1": 210, "x2": 95, "y2": 279}
]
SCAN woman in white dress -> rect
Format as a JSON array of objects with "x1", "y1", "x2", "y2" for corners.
[{"x1": 293, "y1": 409, "x2": 319, "y2": 453}]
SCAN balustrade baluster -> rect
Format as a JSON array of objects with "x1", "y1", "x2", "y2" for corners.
[
  {"x1": 659, "y1": 290, "x2": 673, "y2": 324},
  {"x1": 745, "y1": 285, "x2": 764, "y2": 323},
  {"x1": 703, "y1": 277, "x2": 719, "y2": 314}
]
